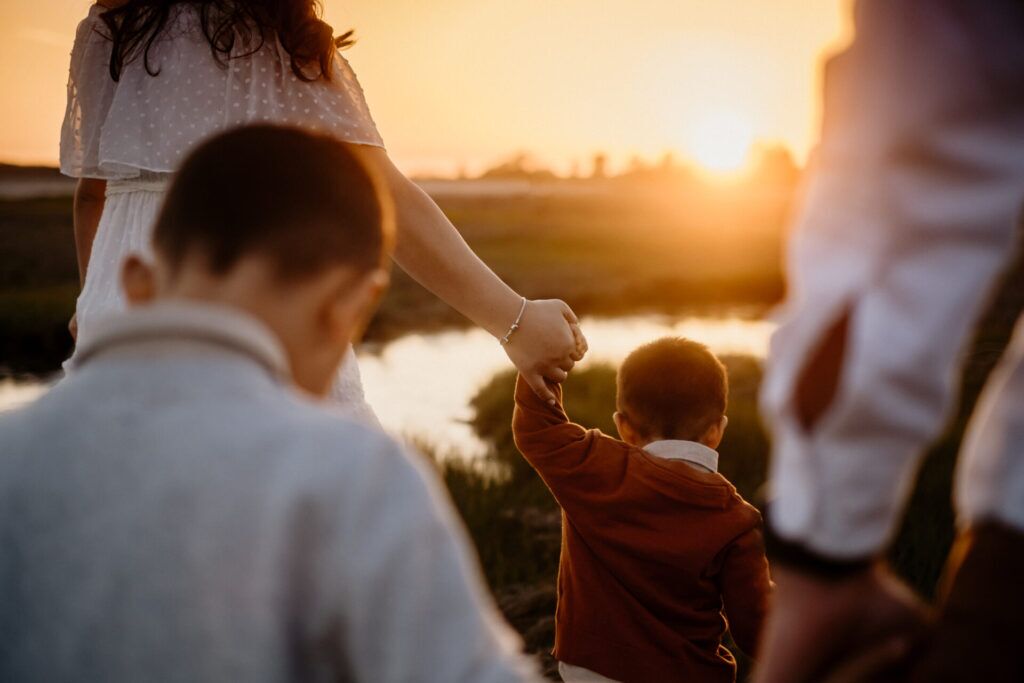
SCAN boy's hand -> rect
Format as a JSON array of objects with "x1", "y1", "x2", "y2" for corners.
[{"x1": 754, "y1": 563, "x2": 930, "y2": 683}]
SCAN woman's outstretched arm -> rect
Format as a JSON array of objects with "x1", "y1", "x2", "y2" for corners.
[{"x1": 361, "y1": 147, "x2": 586, "y2": 402}]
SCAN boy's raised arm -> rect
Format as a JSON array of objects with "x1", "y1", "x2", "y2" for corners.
[
  {"x1": 513, "y1": 374, "x2": 642, "y2": 528},
  {"x1": 512, "y1": 374, "x2": 592, "y2": 468}
]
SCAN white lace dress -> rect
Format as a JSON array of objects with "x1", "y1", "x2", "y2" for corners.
[{"x1": 61, "y1": 4, "x2": 384, "y2": 423}]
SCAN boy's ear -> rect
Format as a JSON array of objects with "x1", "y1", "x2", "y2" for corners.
[
  {"x1": 701, "y1": 415, "x2": 729, "y2": 449},
  {"x1": 121, "y1": 254, "x2": 157, "y2": 306},
  {"x1": 614, "y1": 411, "x2": 640, "y2": 445},
  {"x1": 323, "y1": 267, "x2": 390, "y2": 344}
]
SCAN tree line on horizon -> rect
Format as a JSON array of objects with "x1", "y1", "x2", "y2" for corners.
[{"x1": 435, "y1": 143, "x2": 801, "y2": 186}]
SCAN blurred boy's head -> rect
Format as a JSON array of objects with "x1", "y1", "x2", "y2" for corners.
[
  {"x1": 122, "y1": 124, "x2": 394, "y2": 397},
  {"x1": 614, "y1": 337, "x2": 728, "y2": 449}
]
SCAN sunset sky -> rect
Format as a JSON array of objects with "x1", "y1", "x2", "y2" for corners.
[{"x1": 0, "y1": 0, "x2": 851, "y2": 176}]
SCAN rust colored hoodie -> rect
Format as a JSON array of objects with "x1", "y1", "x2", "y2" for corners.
[{"x1": 512, "y1": 376, "x2": 771, "y2": 683}]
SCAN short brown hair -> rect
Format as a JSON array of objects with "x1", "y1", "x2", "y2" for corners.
[
  {"x1": 616, "y1": 337, "x2": 728, "y2": 441},
  {"x1": 154, "y1": 125, "x2": 391, "y2": 281}
]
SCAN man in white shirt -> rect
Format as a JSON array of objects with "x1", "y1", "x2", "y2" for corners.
[
  {"x1": 755, "y1": 1, "x2": 1024, "y2": 681},
  {"x1": 0, "y1": 125, "x2": 539, "y2": 682}
]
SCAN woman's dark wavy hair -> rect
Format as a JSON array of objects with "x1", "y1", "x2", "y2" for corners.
[{"x1": 99, "y1": 0, "x2": 353, "y2": 82}]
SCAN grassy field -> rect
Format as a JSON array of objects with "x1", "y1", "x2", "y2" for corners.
[{"x1": 0, "y1": 179, "x2": 789, "y2": 374}]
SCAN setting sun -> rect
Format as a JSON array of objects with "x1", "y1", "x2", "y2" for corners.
[{"x1": 685, "y1": 110, "x2": 755, "y2": 175}]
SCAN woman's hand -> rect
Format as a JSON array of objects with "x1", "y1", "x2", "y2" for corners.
[
  {"x1": 69, "y1": 313, "x2": 78, "y2": 342},
  {"x1": 503, "y1": 299, "x2": 587, "y2": 404}
]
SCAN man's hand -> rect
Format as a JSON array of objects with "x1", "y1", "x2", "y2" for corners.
[
  {"x1": 68, "y1": 313, "x2": 78, "y2": 342},
  {"x1": 754, "y1": 563, "x2": 930, "y2": 683},
  {"x1": 504, "y1": 299, "x2": 587, "y2": 404}
]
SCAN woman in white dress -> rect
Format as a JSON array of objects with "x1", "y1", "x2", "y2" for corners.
[{"x1": 63, "y1": 0, "x2": 586, "y2": 423}]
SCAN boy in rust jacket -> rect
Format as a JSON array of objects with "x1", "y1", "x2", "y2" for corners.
[{"x1": 512, "y1": 337, "x2": 771, "y2": 683}]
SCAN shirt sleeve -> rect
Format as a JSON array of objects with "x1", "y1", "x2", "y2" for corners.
[
  {"x1": 760, "y1": 0, "x2": 1024, "y2": 559},
  {"x1": 717, "y1": 527, "x2": 772, "y2": 658},
  {"x1": 331, "y1": 435, "x2": 540, "y2": 683}
]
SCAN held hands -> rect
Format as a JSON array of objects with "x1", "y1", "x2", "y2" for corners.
[
  {"x1": 503, "y1": 299, "x2": 587, "y2": 404},
  {"x1": 754, "y1": 563, "x2": 931, "y2": 683}
]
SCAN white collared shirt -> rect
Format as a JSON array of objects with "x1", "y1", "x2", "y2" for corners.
[
  {"x1": 0, "y1": 301, "x2": 539, "y2": 683},
  {"x1": 643, "y1": 439, "x2": 720, "y2": 474}
]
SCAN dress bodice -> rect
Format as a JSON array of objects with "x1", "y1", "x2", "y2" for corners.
[{"x1": 61, "y1": 4, "x2": 383, "y2": 181}]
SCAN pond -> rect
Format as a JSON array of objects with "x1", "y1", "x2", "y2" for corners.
[{"x1": 0, "y1": 313, "x2": 775, "y2": 457}]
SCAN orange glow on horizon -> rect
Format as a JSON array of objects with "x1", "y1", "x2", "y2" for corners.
[{"x1": 0, "y1": 1, "x2": 853, "y2": 175}]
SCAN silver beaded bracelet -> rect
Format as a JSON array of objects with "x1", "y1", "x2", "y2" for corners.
[{"x1": 500, "y1": 297, "x2": 528, "y2": 346}]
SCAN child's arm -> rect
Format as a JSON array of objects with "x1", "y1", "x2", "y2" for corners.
[
  {"x1": 512, "y1": 374, "x2": 589, "y2": 464},
  {"x1": 719, "y1": 527, "x2": 773, "y2": 658},
  {"x1": 512, "y1": 374, "x2": 627, "y2": 487}
]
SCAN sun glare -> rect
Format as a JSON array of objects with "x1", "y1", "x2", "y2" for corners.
[{"x1": 685, "y1": 111, "x2": 754, "y2": 176}]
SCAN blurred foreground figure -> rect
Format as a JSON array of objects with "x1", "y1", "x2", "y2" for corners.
[
  {"x1": 0, "y1": 126, "x2": 538, "y2": 683},
  {"x1": 757, "y1": 1, "x2": 1024, "y2": 681}
]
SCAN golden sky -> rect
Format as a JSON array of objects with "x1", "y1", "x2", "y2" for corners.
[{"x1": 0, "y1": 0, "x2": 851, "y2": 175}]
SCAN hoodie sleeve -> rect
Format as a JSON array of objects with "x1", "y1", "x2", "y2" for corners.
[{"x1": 512, "y1": 374, "x2": 632, "y2": 507}]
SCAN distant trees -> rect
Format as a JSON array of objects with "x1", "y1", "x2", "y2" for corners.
[
  {"x1": 478, "y1": 152, "x2": 557, "y2": 181},
  {"x1": 472, "y1": 145, "x2": 801, "y2": 188}
]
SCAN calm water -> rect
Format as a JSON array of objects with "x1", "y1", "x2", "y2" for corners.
[{"x1": 0, "y1": 314, "x2": 774, "y2": 457}]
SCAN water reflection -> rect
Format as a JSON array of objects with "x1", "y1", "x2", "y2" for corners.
[{"x1": 0, "y1": 314, "x2": 774, "y2": 458}]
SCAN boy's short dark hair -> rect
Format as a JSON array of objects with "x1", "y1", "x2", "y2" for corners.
[
  {"x1": 617, "y1": 337, "x2": 728, "y2": 442},
  {"x1": 154, "y1": 125, "x2": 391, "y2": 281}
]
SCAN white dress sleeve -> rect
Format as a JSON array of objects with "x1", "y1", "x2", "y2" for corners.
[{"x1": 60, "y1": 5, "x2": 383, "y2": 180}]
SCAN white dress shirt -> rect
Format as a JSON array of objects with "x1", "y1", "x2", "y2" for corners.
[
  {"x1": 0, "y1": 301, "x2": 539, "y2": 682},
  {"x1": 760, "y1": 0, "x2": 1024, "y2": 558}
]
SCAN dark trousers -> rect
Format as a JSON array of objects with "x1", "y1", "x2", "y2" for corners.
[{"x1": 911, "y1": 521, "x2": 1024, "y2": 682}]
